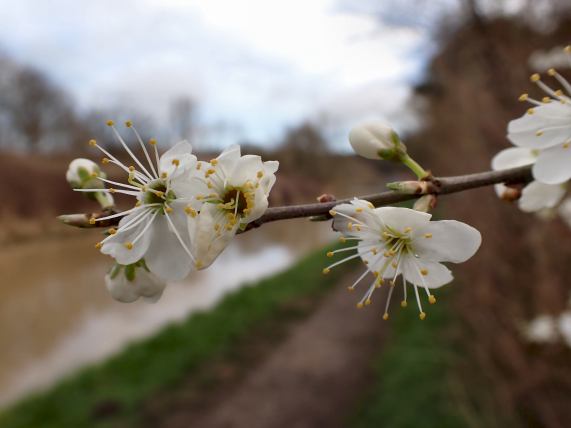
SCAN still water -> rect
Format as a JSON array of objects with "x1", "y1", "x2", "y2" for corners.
[{"x1": 0, "y1": 220, "x2": 331, "y2": 407}]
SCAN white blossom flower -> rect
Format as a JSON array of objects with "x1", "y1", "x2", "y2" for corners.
[
  {"x1": 77, "y1": 121, "x2": 202, "y2": 281},
  {"x1": 491, "y1": 147, "x2": 566, "y2": 212},
  {"x1": 105, "y1": 261, "x2": 166, "y2": 303},
  {"x1": 507, "y1": 62, "x2": 571, "y2": 184},
  {"x1": 349, "y1": 121, "x2": 405, "y2": 160},
  {"x1": 324, "y1": 200, "x2": 481, "y2": 320},
  {"x1": 187, "y1": 145, "x2": 278, "y2": 269}
]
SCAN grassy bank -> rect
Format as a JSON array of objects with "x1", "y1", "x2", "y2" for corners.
[
  {"x1": 350, "y1": 290, "x2": 468, "y2": 428},
  {"x1": 0, "y1": 243, "x2": 351, "y2": 428}
]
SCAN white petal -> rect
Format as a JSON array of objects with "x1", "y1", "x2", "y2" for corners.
[
  {"x1": 100, "y1": 211, "x2": 153, "y2": 265},
  {"x1": 145, "y1": 215, "x2": 192, "y2": 281},
  {"x1": 240, "y1": 187, "x2": 269, "y2": 224},
  {"x1": 227, "y1": 155, "x2": 264, "y2": 187},
  {"x1": 532, "y1": 144, "x2": 571, "y2": 184},
  {"x1": 216, "y1": 144, "x2": 241, "y2": 178},
  {"x1": 518, "y1": 181, "x2": 566, "y2": 212},
  {"x1": 332, "y1": 199, "x2": 382, "y2": 240},
  {"x1": 374, "y1": 206, "x2": 431, "y2": 233},
  {"x1": 135, "y1": 269, "x2": 167, "y2": 301},
  {"x1": 508, "y1": 103, "x2": 571, "y2": 149},
  {"x1": 491, "y1": 147, "x2": 536, "y2": 170},
  {"x1": 159, "y1": 140, "x2": 197, "y2": 177},
  {"x1": 401, "y1": 257, "x2": 453, "y2": 289},
  {"x1": 413, "y1": 220, "x2": 481, "y2": 263},
  {"x1": 189, "y1": 203, "x2": 238, "y2": 269}
]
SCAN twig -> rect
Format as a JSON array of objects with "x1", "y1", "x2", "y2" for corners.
[{"x1": 58, "y1": 164, "x2": 532, "y2": 231}]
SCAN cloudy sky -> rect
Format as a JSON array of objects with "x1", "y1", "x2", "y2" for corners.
[{"x1": 0, "y1": 0, "x2": 437, "y2": 148}]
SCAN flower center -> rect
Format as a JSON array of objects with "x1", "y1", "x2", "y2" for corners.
[
  {"x1": 220, "y1": 187, "x2": 250, "y2": 216},
  {"x1": 143, "y1": 179, "x2": 175, "y2": 206}
]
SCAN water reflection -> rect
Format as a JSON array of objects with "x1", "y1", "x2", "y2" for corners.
[{"x1": 0, "y1": 219, "x2": 331, "y2": 406}]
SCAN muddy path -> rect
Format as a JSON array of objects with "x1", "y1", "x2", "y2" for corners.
[{"x1": 147, "y1": 271, "x2": 388, "y2": 428}]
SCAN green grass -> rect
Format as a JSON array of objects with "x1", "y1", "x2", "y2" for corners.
[
  {"x1": 350, "y1": 290, "x2": 466, "y2": 428},
  {"x1": 0, "y1": 243, "x2": 350, "y2": 428}
]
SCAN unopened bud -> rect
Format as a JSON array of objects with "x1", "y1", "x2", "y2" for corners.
[
  {"x1": 349, "y1": 121, "x2": 406, "y2": 161},
  {"x1": 66, "y1": 158, "x2": 114, "y2": 208},
  {"x1": 386, "y1": 180, "x2": 437, "y2": 194}
]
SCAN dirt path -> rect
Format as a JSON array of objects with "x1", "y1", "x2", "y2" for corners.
[{"x1": 158, "y1": 271, "x2": 388, "y2": 428}]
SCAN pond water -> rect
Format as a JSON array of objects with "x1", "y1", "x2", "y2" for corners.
[{"x1": 0, "y1": 219, "x2": 332, "y2": 407}]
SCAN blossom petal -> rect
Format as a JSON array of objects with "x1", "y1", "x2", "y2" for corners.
[
  {"x1": 518, "y1": 181, "x2": 566, "y2": 212},
  {"x1": 100, "y1": 211, "x2": 153, "y2": 265},
  {"x1": 491, "y1": 147, "x2": 536, "y2": 170},
  {"x1": 159, "y1": 140, "x2": 196, "y2": 178},
  {"x1": 414, "y1": 220, "x2": 481, "y2": 263},
  {"x1": 145, "y1": 214, "x2": 192, "y2": 281},
  {"x1": 508, "y1": 103, "x2": 571, "y2": 149},
  {"x1": 189, "y1": 203, "x2": 238, "y2": 269},
  {"x1": 332, "y1": 199, "x2": 382, "y2": 240},
  {"x1": 402, "y1": 257, "x2": 453, "y2": 289},
  {"x1": 227, "y1": 155, "x2": 264, "y2": 187},
  {"x1": 216, "y1": 144, "x2": 241, "y2": 179},
  {"x1": 532, "y1": 144, "x2": 571, "y2": 184},
  {"x1": 374, "y1": 206, "x2": 431, "y2": 233}
]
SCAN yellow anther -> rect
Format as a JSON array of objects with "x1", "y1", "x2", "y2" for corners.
[
  {"x1": 347, "y1": 286, "x2": 354, "y2": 292},
  {"x1": 382, "y1": 313, "x2": 389, "y2": 321},
  {"x1": 329, "y1": 210, "x2": 337, "y2": 216},
  {"x1": 373, "y1": 271, "x2": 379, "y2": 277},
  {"x1": 135, "y1": 201, "x2": 141, "y2": 207},
  {"x1": 124, "y1": 242, "x2": 134, "y2": 250},
  {"x1": 184, "y1": 206, "x2": 197, "y2": 217},
  {"x1": 109, "y1": 188, "x2": 116, "y2": 194},
  {"x1": 155, "y1": 191, "x2": 164, "y2": 198},
  {"x1": 326, "y1": 251, "x2": 334, "y2": 257},
  {"x1": 210, "y1": 159, "x2": 218, "y2": 165},
  {"x1": 106, "y1": 120, "x2": 115, "y2": 126},
  {"x1": 536, "y1": 130, "x2": 544, "y2": 136},
  {"x1": 420, "y1": 268, "x2": 429, "y2": 276},
  {"x1": 164, "y1": 206, "x2": 173, "y2": 213},
  {"x1": 207, "y1": 181, "x2": 213, "y2": 189},
  {"x1": 95, "y1": 242, "x2": 102, "y2": 249},
  {"x1": 128, "y1": 165, "x2": 135, "y2": 172},
  {"x1": 565, "y1": 45, "x2": 571, "y2": 54},
  {"x1": 401, "y1": 300, "x2": 407, "y2": 308},
  {"x1": 225, "y1": 223, "x2": 234, "y2": 230},
  {"x1": 424, "y1": 233, "x2": 432, "y2": 238},
  {"x1": 195, "y1": 260, "x2": 204, "y2": 269},
  {"x1": 102, "y1": 157, "x2": 110, "y2": 164},
  {"x1": 149, "y1": 138, "x2": 157, "y2": 146},
  {"x1": 563, "y1": 143, "x2": 570, "y2": 149},
  {"x1": 172, "y1": 159, "x2": 180, "y2": 167},
  {"x1": 383, "y1": 251, "x2": 391, "y2": 257},
  {"x1": 196, "y1": 195, "x2": 204, "y2": 201},
  {"x1": 372, "y1": 248, "x2": 378, "y2": 255},
  {"x1": 356, "y1": 302, "x2": 364, "y2": 309},
  {"x1": 547, "y1": 68, "x2": 556, "y2": 76},
  {"x1": 530, "y1": 73, "x2": 541, "y2": 82},
  {"x1": 88, "y1": 139, "x2": 97, "y2": 147},
  {"x1": 365, "y1": 299, "x2": 372, "y2": 306},
  {"x1": 391, "y1": 262, "x2": 398, "y2": 268},
  {"x1": 429, "y1": 295, "x2": 437, "y2": 304},
  {"x1": 205, "y1": 168, "x2": 216, "y2": 176},
  {"x1": 404, "y1": 227, "x2": 412, "y2": 233},
  {"x1": 161, "y1": 172, "x2": 167, "y2": 179},
  {"x1": 419, "y1": 312, "x2": 426, "y2": 320},
  {"x1": 348, "y1": 222, "x2": 353, "y2": 231},
  {"x1": 527, "y1": 108, "x2": 535, "y2": 115},
  {"x1": 363, "y1": 260, "x2": 369, "y2": 265},
  {"x1": 208, "y1": 193, "x2": 218, "y2": 199},
  {"x1": 108, "y1": 228, "x2": 117, "y2": 235},
  {"x1": 367, "y1": 202, "x2": 374, "y2": 208},
  {"x1": 542, "y1": 97, "x2": 551, "y2": 104},
  {"x1": 89, "y1": 217, "x2": 96, "y2": 225},
  {"x1": 339, "y1": 236, "x2": 346, "y2": 243},
  {"x1": 91, "y1": 172, "x2": 98, "y2": 178},
  {"x1": 355, "y1": 207, "x2": 363, "y2": 213},
  {"x1": 518, "y1": 93, "x2": 528, "y2": 102},
  {"x1": 125, "y1": 120, "x2": 133, "y2": 127},
  {"x1": 196, "y1": 163, "x2": 202, "y2": 170},
  {"x1": 257, "y1": 170, "x2": 264, "y2": 178},
  {"x1": 322, "y1": 268, "x2": 331, "y2": 275}
]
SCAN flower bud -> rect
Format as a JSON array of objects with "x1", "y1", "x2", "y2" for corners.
[
  {"x1": 66, "y1": 158, "x2": 114, "y2": 208},
  {"x1": 413, "y1": 194, "x2": 437, "y2": 212},
  {"x1": 105, "y1": 261, "x2": 166, "y2": 303},
  {"x1": 66, "y1": 158, "x2": 102, "y2": 188},
  {"x1": 349, "y1": 121, "x2": 406, "y2": 161}
]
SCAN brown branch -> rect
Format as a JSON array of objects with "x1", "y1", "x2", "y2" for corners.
[{"x1": 58, "y1": 164, "x2": 533, "y2": 230}]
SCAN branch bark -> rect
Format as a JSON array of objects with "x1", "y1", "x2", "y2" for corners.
[{"x1": 58, "y1": 164, "x2": 532, "y2": 231}]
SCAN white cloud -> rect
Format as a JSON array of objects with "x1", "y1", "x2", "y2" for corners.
[{"x1": 0, "y1": 0, "x2": 428, "y2": 147}]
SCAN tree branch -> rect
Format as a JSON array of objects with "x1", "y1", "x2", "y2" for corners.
[{"x1": 58, "y1": 164, "x2": 532, "y2": 230}]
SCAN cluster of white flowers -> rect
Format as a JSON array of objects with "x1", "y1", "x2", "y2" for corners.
[
  {"x1": 492, "y1": 45, "x2": 571, "y2": 221},
  {"x1": 525, "y1": 296, "x2": 571, "y2": 348},
  {"x1": 67, "y1": 121, "x2": 278, "y2": 302},
  {"x1": 325, "y1": 122, "x2": 482, "y2": 320}
]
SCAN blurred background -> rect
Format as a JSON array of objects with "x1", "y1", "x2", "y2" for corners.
[{"x1": 1, "y1": 0, "x2": 571, "y2": 427}]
